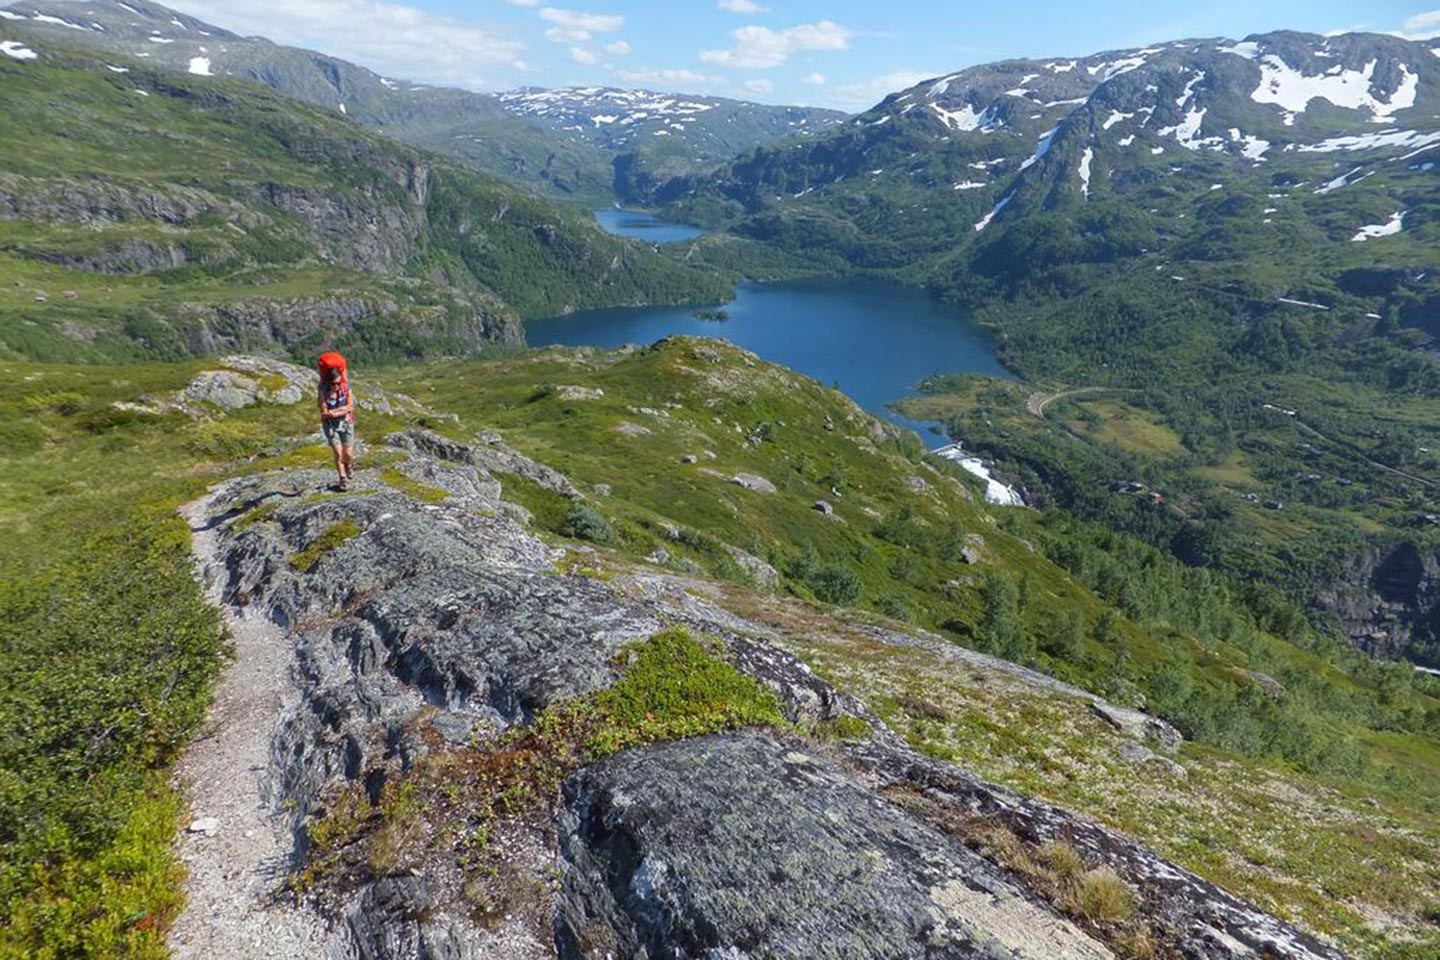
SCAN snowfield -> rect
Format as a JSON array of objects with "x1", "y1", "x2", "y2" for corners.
[
  {"x1": 1251, "y1": 57, "x2": 1418, "y2": 123},
  {"x1": 1352, "y1": 211, "x2": 1405, "y2": 242},
  {"x1": 188, "y1": 56, "x2": 212, "y2": 76},
  {"x1": 0, "y1": 40, "x2": 37, "y2": 60}
]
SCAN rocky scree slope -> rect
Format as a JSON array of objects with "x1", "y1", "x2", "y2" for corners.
[
  {"x1": 175, "y1": 421, "x2": 1348, "y2": 959},
  {"x1": 0, "y1": 30, "x2": 729, "y2": 362}
]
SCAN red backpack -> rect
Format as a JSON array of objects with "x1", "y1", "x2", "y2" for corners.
[{"x1": 317, "y1": 351, "x2": 347, "y2": 377}]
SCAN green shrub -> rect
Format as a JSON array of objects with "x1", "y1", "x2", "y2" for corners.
[
  {"x1": 809, "y1": 563, "x2": 863, "y2": 606},
  {"x1": 558, "y1": 504, "x2": 615, "y2": 544}
]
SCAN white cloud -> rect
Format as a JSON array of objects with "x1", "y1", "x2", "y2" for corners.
[
  {"x1": 545, "y1": 26, "x2": 588, "y2": 42},
  {"x1": 1394, "y1": 9, "x2": 1440, "y2": 38},
  {"x1": 700, "y1": 20, "x2": 852, "y2": 69},
  {"x1": 804, "y1": 72, "x2": 826, "y2": 85},
  {"x1": 743, "y1": 77, "x2": 774, "y2": 94},
  {"x1": 831, "y1": 69, "x2": 937, "y2": 111},
  {"x1": 604, "y1": 40, "x2": 630, "y2": 56},
  {"x1": 569, "y1": 45, "x2": 600, "y2": 64},
  {"x1": 1406, "y1": 9, "x2": 1440, "y2": 31},
  {"x1": 164, "y1": 0, "x2": 525, "y2": 88},
  {"x1": 613, "y1": 66, "x2": 724, "y2": 90},
  {"x1": 718, "y1": 0, "x2": 767, "y2": 12},
  {"x1": 503, "y1": 0, "x2": 540, "y2": 6},
  {"x1": 538, "y1": 7, "x2": 622, "y2": 43}
]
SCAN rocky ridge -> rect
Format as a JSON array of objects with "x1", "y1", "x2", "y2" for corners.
[{"x1": 173, "y1": 416, "x2": 1349, "y2": 959}]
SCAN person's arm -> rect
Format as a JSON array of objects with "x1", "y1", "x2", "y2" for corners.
[{"x1": 339, "y1": 384, "x2": 355, "y2": 419}]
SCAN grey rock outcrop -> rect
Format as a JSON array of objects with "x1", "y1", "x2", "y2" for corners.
[
  {"x1": 557, "y1": 732, "x2": 1115, "y2": 960},
  {"x1": 175, "y1": 431, "x2": 1347, "y2": 960}
]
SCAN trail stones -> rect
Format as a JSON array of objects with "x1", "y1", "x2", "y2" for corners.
[{"x1": 187, "y1": 816, "x2": 220, "y2": 836}]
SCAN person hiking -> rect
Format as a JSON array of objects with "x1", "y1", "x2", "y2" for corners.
[{"x1": 317, "y1": 351, "x2": 356, "y2": 491}]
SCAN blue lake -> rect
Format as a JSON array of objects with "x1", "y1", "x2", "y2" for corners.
[
  {"x1": 526, "y1": 275, "x2": 1012, "y2": 448},
  {"x1": 593, "y1": 207, "x2": 708, "y2": 244}
]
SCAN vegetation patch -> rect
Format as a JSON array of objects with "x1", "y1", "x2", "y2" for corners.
[
  {"x1": 298, "y1": 628, "x2": 784, "y2": 916},
  {"x1": 290, "y1": 519, "x2": 362, "y2": 572},
  {"x1": 380, "y1": 468, "x2": 449, "y2": 504}
]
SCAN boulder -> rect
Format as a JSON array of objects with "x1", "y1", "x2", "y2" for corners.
[
  {"x1": 1090, "y1": 702, "x2": 1183, "y2": 752},
  {"x1": 614, "y1": 422, "x2": 651, "y2": 438},
  {"x1": 732, "y1": 473, "x2": 777, "y2": 494},
  {"x1": 725, "y1": 545, "x2": 780, "y2": 589}
]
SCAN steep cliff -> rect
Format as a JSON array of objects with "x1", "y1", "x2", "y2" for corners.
[{"x1": 1318, "y1": 540, "x2": 1440, "y2": 666}]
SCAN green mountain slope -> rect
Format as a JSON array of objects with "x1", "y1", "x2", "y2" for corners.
[
  {"x1": 653, "y1": 31, "x2": 1440, "y2": 666},
  {"x1": 1, "y1": 341, "x2": 1435, "y2": 957},
  {"x1": 2, "y1": 0, "x2": 849, "y2": 205},
  {"x1": 0, "y1": 30, "x2": 729, "y2": 363}
]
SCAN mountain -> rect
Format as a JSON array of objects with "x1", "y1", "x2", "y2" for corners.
[
  {"x1": 498, "y1": 85, "x2": 846, "y2": 197},
  {"x1": 654, "y1": 30, "x2": 1440, "y2": 666},
  {"x1": 0, "y1": 25, "x2": 729, "y2": 362},
  {"x1": 0, "y1": 0, "x2": 848, "y2": 204}
]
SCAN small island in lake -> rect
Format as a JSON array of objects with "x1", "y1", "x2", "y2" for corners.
[{"x1": 694, "y1": 309, "x2": 730, "y2": 322}]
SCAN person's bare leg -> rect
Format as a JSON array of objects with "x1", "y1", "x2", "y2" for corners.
[
  {"x1": 330, "y1": 441, "x2": 346, "y2": 485},
  {"x1": 340, "y1": 444, "x2": 354, "y2": 479}
]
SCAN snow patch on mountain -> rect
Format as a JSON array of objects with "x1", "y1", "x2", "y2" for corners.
[
  {"x1": 1252, "y1": 58, "x2": 1418, "y2": 123},
  {"x1": 501, "y1": 87, "x2": 719, "y2": 125},
  {"x1": 1078, "y1": 146, "x2": 1094, "y2": 198},
  {"x1": 1019, "y1": 127, "x2": 1059, "y2": 171},
  {"x1": 1298, "y1": 128, "x2": 1440, "y2": 153},
  {"x1": 1217, "y1": 40, "x2": 1261, "y2": 60},
  {"x1": 1229, "y1": 128, "x2": 1271, "y2": 159},
  {"x1": 1176, "y1": 71, "x2": 1206, "y2": 107},
  {"x1": 930, "y1": 102, "x2": 1001, "y2": 133},
  {"x1": 975, "y1": 190, "x2": 1016, "y2": 232},
  {"x1": 1103, "y1": 110, "x2": 1134, "y2": 130},
  {"x1": 1, "y1": 39, "x2": 37, "y2": 60},
  {"x1": 31, "y1": 11, "x2": 85, "y2": 30},
  {"x1": 952, "y1": 180, "x2": 987, "y2": 190},
  {"x1": 188, "y1": 56, "x2": 212, "y2": 76},
  {"x1": 1315, "y1": 166, "x2": 1373, "y2": 194},
  {"x1": 1352, "y1": 211, "x2": 1405, "y2": 241},
  {"x1": 1089, "y1": 48, "x2": 1161, "y2": 80}
]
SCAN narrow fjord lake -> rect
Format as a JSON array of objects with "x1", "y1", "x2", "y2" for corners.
[
  {"x1": 531, "y1": 211, "x2": 1012, "y2": 449},
  {"x1": 593, "y1": 207, "x2": 709, "y2": 244}
]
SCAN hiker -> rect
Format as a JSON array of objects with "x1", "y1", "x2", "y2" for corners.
[{"x1": 317, "y1": 351, "x2": 356, "y2": 490}]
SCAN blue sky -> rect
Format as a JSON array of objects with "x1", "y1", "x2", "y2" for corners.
[{"x1": 164, "y1": 0, "x2": 1440, "y2": 110}]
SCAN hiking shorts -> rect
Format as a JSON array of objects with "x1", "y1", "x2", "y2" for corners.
[{"x1": 322, "y1": 417, "x2": 355, "y2": 446}]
